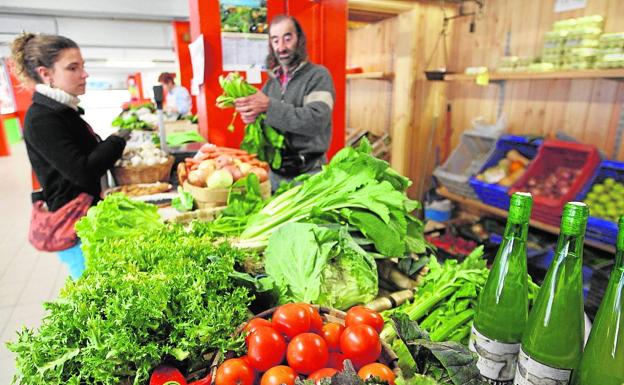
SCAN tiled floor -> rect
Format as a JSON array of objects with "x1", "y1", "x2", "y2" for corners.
[{"x1": 0, "y1": 143, "x2": 69, "y2": 385}]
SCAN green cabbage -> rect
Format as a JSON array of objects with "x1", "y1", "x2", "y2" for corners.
[{"x1": 264, "y1": 223, "x2": 378, "y2": 310}]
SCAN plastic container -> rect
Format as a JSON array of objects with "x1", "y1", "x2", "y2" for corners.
[
  {"x1": 469, "y1": 135, "x2": 542, "y2": 210},
  {"x1": 434, "y1": 130, "x2": 499, "y2": 199},
  {"x1": 575, "y1": 160, "x2": 624, "y2": 245},
  {"x1": 509, "y1": 140, "x2": 601, "y2": 226}
]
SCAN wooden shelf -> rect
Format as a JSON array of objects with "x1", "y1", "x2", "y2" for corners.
[
  {"x1": 346, "y1": 71, "x2": 394, "y2": 80},
  {"x1": 444, "y1": 69, "x2": 624, "y2": 82},
  {"x1": 436, "y1": 187, "x2": 616, "y2": 254}
]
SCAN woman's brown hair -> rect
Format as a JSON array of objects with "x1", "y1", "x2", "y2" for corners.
[
  {"x1": 10, "y1": 32, "x2": 79, "y2": 85},
  {"x1": 158, "y1": 72, "x2": 176, "y2": 84}
]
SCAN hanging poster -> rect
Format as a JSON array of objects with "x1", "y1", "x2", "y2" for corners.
[
  {"x1": 220, "y1": 0, "x2": 269, "y2": 71},
  {"x1": 554, "y1": 0, "x2": 587, "y2": 13},
  {"x1": 220, "y1": 0, "x2": 268, "y2": 34}
]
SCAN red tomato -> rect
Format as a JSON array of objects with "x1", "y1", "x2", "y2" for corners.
[
  {"x1": 272, "y1": 303, "x2": 311, "y2": 339},
  {"x1": 327, "y1": 352, "x2": 346, "y2": 371},
  {"x1": 321, "y1": 322, "x2": 345, "y2": 352},
  {"x1": 345, "y1": 306, "x2": 384, "y2": 333},
  {"x1": 247, "y1": 326, "x2": 287, "y2": 372},
  {"x1": 340, "y1": 324, "x2": 381, "y2": 368},
  {"x1": 215, "y1": 358, "x2": 254, "y2": 385},
  {"x1": 358, "y1": 363, "x2": 396, "y2": 385},
  {"x1": 298, "y1": 303, "x2": 324, "y2": 333},
  {"x1": 244, "y1": 318, "x2": 273, "y2": 336},
  {"x1": 307, "y1": 368, "x2": 338, "y2": 384},
  {"x1": 260, "y1": 366, "x2": 297, "y2": 385},
  {"x1": 286, "y1": 333, "x2": 329, "y2": 375}
]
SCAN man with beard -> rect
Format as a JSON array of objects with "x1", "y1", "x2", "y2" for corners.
[{"x1": 234, "y1": 15, "x2": 335, "y2": 190}]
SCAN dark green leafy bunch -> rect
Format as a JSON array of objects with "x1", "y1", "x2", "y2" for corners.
[
  {"x1": 391, "y1": 313, "x2": 488, "y2": 385},
  {"x1": 216, "y1": 72, "x2": 285, "y2": 169},
  {"x1": 7, "y1": 225, "x2": 254, "y2": 385},
  {"x1": 232, "y1": 138, "x2": 429, "y2": 257}
]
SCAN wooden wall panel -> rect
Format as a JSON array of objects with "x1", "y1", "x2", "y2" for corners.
[{"x1": 346, "y1": 17, "x2": 396, "y2": 136}]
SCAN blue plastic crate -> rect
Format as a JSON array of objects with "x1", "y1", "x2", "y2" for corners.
[
  {"x1": 469, "y1": 135, "x2": 542, "y2": 210},
  {"x1": 575, "y1": 160, "x2": 624, "y2": 245}
]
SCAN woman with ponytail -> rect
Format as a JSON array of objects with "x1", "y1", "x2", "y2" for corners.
[{"x1": 11, "y1": 33, "x2": 129, "y2": 279}]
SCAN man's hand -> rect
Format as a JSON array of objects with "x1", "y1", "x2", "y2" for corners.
[{"x1": 234, "y1": 91, "x2": 270, "y2": 124}]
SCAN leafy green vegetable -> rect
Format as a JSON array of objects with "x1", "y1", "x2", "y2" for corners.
[
  {"x1": 222, "y1": 138, "x2": 429, "y2": 258},
  {"x1": 172, "y1": 186, "x2": 195, "y2": 212},
  {"x1": 264, "y1": 223, "x2": 378, "y2": 310},
  {"x1": 7, "y1": 224, "x2": 254, "y2": 385},
  {"x1": 75, "y1": 193, "x2": 164, "y2": 262},
  {"x1": 392, "y1": 313, "x2": 487, "y2": 385},
  {"x1": 216, "y1": 72, "x2": 285, "y2": 168}
]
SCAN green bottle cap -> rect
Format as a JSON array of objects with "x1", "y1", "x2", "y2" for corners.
[
  {"x1": 560, "y1": 202, "x2": 589, "y2": 236},
  {"x1": 618, "y1": 216, "x2": 624, "y2": 251},
  {"x1": 508, "y1": 192, "x2": 533, "y2": 224}
]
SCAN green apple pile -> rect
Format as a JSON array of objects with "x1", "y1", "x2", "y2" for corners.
[{"x1": 583, "y1": 177, "x2": 624, "y2": 222}]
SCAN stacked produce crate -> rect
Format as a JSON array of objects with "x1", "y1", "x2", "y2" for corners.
[
  {"x1": 595, "y1": 32, "x2": 624, "y2": 69},
  {"x1": 541, "y1": 15, "x2": 604, "y2": 70}
]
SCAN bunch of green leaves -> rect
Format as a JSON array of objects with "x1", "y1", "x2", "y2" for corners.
[
  {"x1": 264, "y1": 222, "x2": 378, "y2": 310},
  {"x1": 216, "y1": 72, "x2": 285, "y2": 168},
  {"x1": 390, "y1": 313, "x2": 488, "y2": 385},
  {"x1": 172, "y1": 186, "x2": 195, "y2": 212},
  {"x1": 7, "y1": 225, "x2": 254, "y2": 385},
  {"x1": 381, "y1": 247, "x2": 489, "y2": 346},
  {"x1": 75, "y1": 193, "x2": 164, "y2": 262},
  {"x1": 229, "y1": 138, "x2": 428, "y2": 258},
  {"x1": 111, "y1": 113, "x2": 151, "y2": 130}
]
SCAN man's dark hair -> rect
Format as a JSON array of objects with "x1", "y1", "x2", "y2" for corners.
[{"x1": 266, "y1": 15, "x2": 308, "y2": 70}]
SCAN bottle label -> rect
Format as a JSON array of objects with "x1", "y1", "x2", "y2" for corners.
[
  {"x1": 469, "y1": 326, "x2": 520, "y2": 384},
  {"x1": 513, "y1": 348, "x2": 572, "y2": 385}
]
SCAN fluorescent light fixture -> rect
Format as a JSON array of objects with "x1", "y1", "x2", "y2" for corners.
[{"x1": 105, "y1": 60, "x2": 156, "y2": 68}]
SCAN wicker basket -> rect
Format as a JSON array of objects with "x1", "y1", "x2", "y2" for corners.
[
  {"x1": 113, "y1": 156, "x2": 174, "y2": 185},
  {"x1": 203, "y1": 305, "x2": 399, "y2": 384}
]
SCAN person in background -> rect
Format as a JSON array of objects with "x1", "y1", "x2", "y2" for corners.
[
  {"x1": 11, "y1": 33, "x2": 129, "y2": 279},
  {"x1": 234, "y1": 15, "x2": 336, "y2": 190},
  {"x1": 158, "y1": 72, "x2": 192, "y2": 116}
]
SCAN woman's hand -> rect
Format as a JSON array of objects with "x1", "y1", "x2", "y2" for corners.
[{"x1": 234, "y1": 91, "x2": 270, "y2": 124}]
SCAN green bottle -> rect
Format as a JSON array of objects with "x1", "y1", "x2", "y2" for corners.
[
  {"x1": 514, "y1": 202, "x2": 588, "y2": 385},
  {"x1": 469, "y1": 192, "x2": 533, "y2": 385},
  {"x1": 571, "y1": 216, "x2": 624, "y2": 385}
]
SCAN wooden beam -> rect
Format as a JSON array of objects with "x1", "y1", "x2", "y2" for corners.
[
  {"x1": 390, "y1": 7, "x2": 419, "y2": 176},
  {"x1": 348, "y1": 0, "x2": 414, "y2": 15}
]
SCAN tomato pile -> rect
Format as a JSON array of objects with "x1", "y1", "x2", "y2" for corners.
[{"x1": 214, "y1": 304, "x2": 396, "y2": 385}]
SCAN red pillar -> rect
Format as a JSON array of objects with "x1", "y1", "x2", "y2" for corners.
[
  {"x1": 172, "y1": 20, "x2": 197, "y2": 115},
  {"x1": 0, "y1": 117, "x2": 9, "y2": 157}
]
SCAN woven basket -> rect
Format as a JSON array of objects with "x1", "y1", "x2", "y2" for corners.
[
  {"x1": 113, "y1": 156, "x2": 174, "y2": 185},
  {"x1": 202, "y1": 305, "x2": 399, "y2": 384}
]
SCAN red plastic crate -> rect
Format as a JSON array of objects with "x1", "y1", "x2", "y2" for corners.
[{"x1": 509, "y1": 140, "x2": 601, "y2": 226}]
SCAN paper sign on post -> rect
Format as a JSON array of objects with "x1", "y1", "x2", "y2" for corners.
[
  {"x1": 246, "y1": 66, "x2": 262, "y2": 84},
  {"x1": 188, "y1": 35, "x2": 205, "y2": 86}
]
